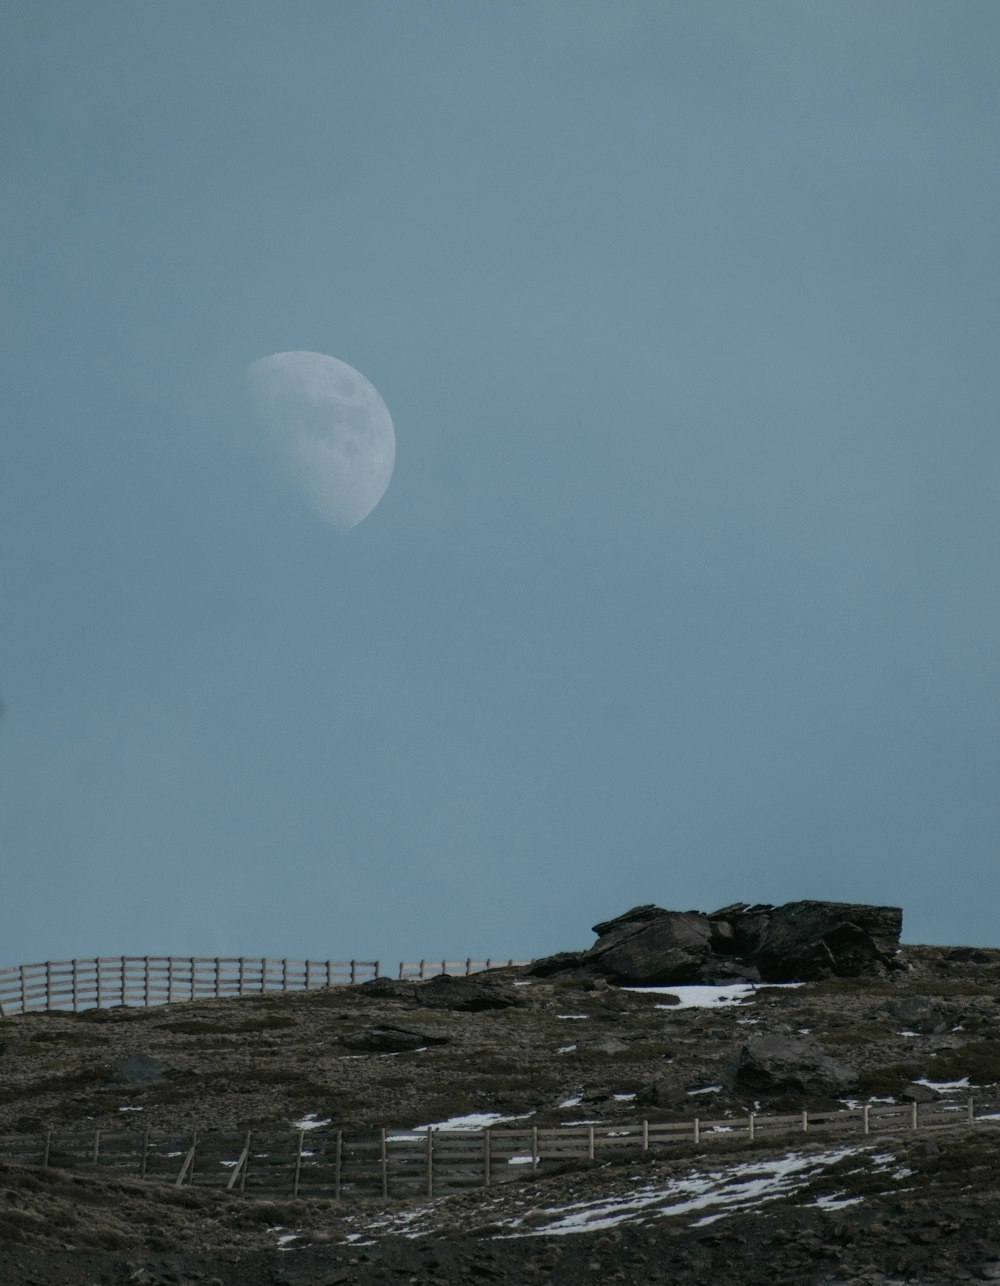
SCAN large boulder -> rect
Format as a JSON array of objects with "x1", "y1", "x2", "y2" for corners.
[
  {"x1": 529, "y1": 898, "x2": 902, "y2": 985},
  {"x1": 413, "y1": 974, "x2": 522, "y2": 1012},
  {"x1": 730, "y1": 901, "x2": 903, "y2": 981},
  {"x1": 587, "y1": 906, "x2": 715, "y2": 984},
  {"x1": 726, "y1": 1034, "x2": 856, "y2": 1097},
  {"x1": 342, "y1": 1025, "x2": 450, "y2": 1053},
  {"x1": 527, "y1": 905, "x2": 716, "y2": 985}
]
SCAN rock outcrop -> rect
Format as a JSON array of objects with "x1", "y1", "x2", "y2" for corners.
[
  {"x1": 725, "y1": 1033, "x2": 857, "y2": 1097},
  {"x1": 342, "y1": 1024, "x2": 450, "y2": 1053},
  {"x1": 527, "y1": 899, "x2": 903, "y2": 985}
]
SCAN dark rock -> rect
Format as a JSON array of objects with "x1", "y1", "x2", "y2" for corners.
[
  {"x1": 589, "y1": 908, "x2": 714, "y2": 984},
  {"x1": 342, "y1": 1025, "x2": 450, "y2": 1053},
  {"x1": 725, "y1": 1034, "x2": 857, "y2": 1096},
  {"x1": 114, "y1": 1055, "x2": 173, "y2": 1088},
  {"x1": 731, "y1": 900, "x2": 903, "y2": 981},
  {"x1": 903, "y1": 1082, "x2": 939, "y2": 1103},
  {"x1": 522, "y1": 950, "x2": 589, "y2": 978},
  {"x1": 576, "y1": 1034, "x2": 629, "y2": 1055},
  {"x1": 413, "y1": 974, "x2": 522, "y2": 1011},
  {"x1": 888, "y1": 996, "x2": 949, "y2": 1034},
  {"x1": 529, "y1": 898, "x2": 903, "y2": 986},
  {"x1": 636, "y1": 1076, "x2": 693, "y2": 1108}
]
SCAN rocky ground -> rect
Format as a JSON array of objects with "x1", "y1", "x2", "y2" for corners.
[{"x1": 2, "y1": 941, "x2": 1000, "y2": 1283}]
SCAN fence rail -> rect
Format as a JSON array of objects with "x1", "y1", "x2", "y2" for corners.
[
  {"x1": 0, "y1": 956, "x2": 527, "y2": 1017},
  {"x1": 0, "y1": 1099, "x2": 993, "y2": 1201}
]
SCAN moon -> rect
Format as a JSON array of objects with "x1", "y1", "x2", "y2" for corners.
[{"x1": 247, "y1": 351, "x2": 395, "y2": 529}]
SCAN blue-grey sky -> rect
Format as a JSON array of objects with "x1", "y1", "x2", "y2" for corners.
[{"x1": 3, "y1": 1, "x2": 999, "y2": 969}]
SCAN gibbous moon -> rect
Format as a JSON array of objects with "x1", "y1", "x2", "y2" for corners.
[{"x1": 247, "y1": 351, "x2": 395, "y2": 529}]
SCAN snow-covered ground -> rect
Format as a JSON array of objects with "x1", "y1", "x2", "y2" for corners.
[
  {"x1": 386, "y1": 1111, "x2": 535, "y2": 1143},
  {"x1": 325, "y1": 1142, "x2": 910, "y2": 1246},
  {"x1": 622, "y1": 982, "x2": 803, "y2": 1009}
]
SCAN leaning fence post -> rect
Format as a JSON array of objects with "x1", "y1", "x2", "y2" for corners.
[
  {"x1": 42, "y1": 1131, "x2": 51, "y2": 1168},
  {"x1": 426, "y1": 1127, "x2": 434, "y2": 1197},
  {"x1": 292, "y1": 1130, "x2": 304, "y2": 1197}
]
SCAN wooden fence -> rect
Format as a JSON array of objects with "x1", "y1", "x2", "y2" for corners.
[
  {"x1": 0, "y1": 1101, "x2": 993, "y2": 1201},
  {"x1": 0, "y1": 957, "x2": 526, "y2": 1018}
]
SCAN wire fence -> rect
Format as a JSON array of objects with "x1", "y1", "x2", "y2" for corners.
[
  {"x1": 0, "y1": 956, "x2": 527, "y2": 1017},
  {"x1": 0, "y1": 1099, "x2": 993, "y2": 1201}
]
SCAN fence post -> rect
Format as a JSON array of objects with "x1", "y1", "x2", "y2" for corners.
[
  {"x1": 292, "y1": 1130, "x2": 304, "y2": 1197},
  {"x1": 71, "y1": 961, "x2": 78, "y2": 1012},
  {"x1": 802, "y1": 1109, "x2": 809, "y2": 1133},
  {"x1": 642, "y1": 1120, "x2": 649, "y2": 1152},
  {"x1": 373, "y1": 961, "x2": 380, "y2": 981},
  {"x1": 911, "y1": 1101, "x2": 918, "y2": 1130},
  {"x1": 334, "y1": 1130, "x2": 343, "y2": 1201},
  {"x1": 465, "y1": 958, "x2": 472, "y2": 976},
  {"x1": 419, "y1": 960, "x2": 426, "y2": 980},
  {"x1": 426, "y1": 1127, "x2": 434, "y2": 1197},
  {"x1": 224, "y1": 1134, "x2": 250, "y2": 1193},
  {"x1": 350, "y1": 960, "x2": 357, "y2": 985},
  {"x1": 93, "y1": 1129, "x2": 101, "y2": 1167},
  {"x1": 42, "y1": 1131, "x2": 51, "y2": 1168},
  {"x1": 484, "y1": 1128, "x2": 492, "y2": 1186},
  {"x1": 140, "y1": 1130, "x2": 149, "y2": 1180},
  {"x1": 240, "y1": 1130, "x2": 250, "y2": 1193},
  {"x1": 587, "y1": 1125, "x2": 595, "y2": 1161},
  {"x1": 969, "y1": 1097, "x2": 975, "y2": 1125},
  {"x1": 380, "y1": 1128, "x2": 388, "y2": 1199},
  {"x1": 748, "y1": 1114, "x2": 755, "y2": 1141},
  {"x1": 282, "y1": 959, "x2": 288, "y2": 993},
  {"x1": 862, "y1": 1105, "x2": 870, "y2": 1136},
  {"x1": 399, "y1": 962, "x2": 405, "y2": 981},
  {"x1": 45, "y1": 961, "x2": 52, "y2": 1009},
  {"x1": 531, "y1": 1125, "x2": 539, "y2": 1173},
  {"x1": 95, "y1": 958, "x2": 102, "y2": 1009}
]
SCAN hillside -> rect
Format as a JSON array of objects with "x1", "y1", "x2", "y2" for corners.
[{"x1": 2, "y1": 942, "x2": 1000, "y2": 1283}]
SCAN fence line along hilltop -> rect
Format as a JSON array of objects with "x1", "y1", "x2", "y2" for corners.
[
  {"x1": 0, "y1": 955, "x2": 528, "y2": 1018},
  {"x1": 0, "y1": 1100, "x2": 995, "y2": 1203}
]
